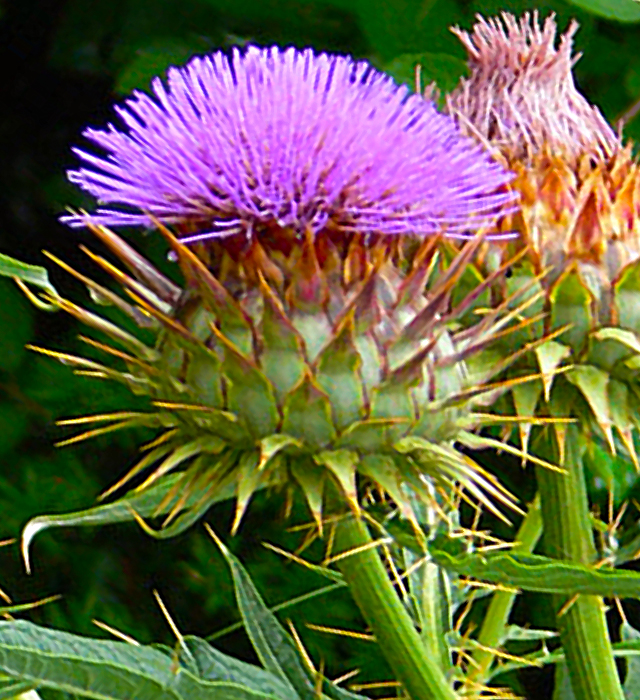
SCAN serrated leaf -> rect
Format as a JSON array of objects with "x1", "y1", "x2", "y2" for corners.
[{"x1": 0, "y1": 620, "x2": 280, "y2": 700}]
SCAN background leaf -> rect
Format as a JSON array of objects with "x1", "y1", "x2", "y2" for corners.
[
  {"x1": 563, "y1": 0, "x2": 640, "y2": 22},
  {"x1": 0, "y1": 620, "x2": 284, "y2": 700}
]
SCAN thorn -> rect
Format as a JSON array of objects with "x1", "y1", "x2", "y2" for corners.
[
  {"x1": 305, "y1": 623, "x2": 375, "y2": 642},
  {"x1": 92, "y1": 619, "x2": 141, "y2": 645},
  {"x1": 153, "y1": 589, "x2": 186, "y2": 649}
]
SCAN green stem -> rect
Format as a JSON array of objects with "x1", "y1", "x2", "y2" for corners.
[
  {"x1": 465, "y1": 494, "x2": 543, "y2": 695},
  {"x1": 418, "y1": 559, "x2": 451, "y2": 672},
  {"x1": 536, "y1": 425, "x2": 624, "y2": 700},
  {"x1": 332, "y1": 512, "x2": 457, "y2": 700}
]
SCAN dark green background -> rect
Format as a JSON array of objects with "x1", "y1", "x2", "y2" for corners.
[{"x1": 1, "y1": 0, "x2": 640, "y2": 697}]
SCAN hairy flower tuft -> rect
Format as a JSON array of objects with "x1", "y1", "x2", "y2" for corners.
[
  {"x1": 63, "y1": 45, "x2": 515, "y2": 241},
  {"x1": 449, "y1": 11, "x2": 620, "y2": 164}
]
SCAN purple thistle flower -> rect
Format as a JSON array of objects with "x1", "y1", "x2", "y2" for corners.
[{"x1": 63, "y1": 45, "x2": 517, "y2": 242}]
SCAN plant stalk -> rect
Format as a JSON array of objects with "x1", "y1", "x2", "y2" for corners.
[
  {"x1": 465, "y1": 494, "x2": 543, "y2": 695},
  {"x1": 332, "y1": 512, "x2": 457, "y2": 700},
  {"x1": 535, "y1": 425, "x2": 624, "y2": 700}
]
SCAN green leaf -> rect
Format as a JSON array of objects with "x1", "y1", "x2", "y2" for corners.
[
  {"x1": 211, "y1": 532, "x2": 309, "y2": 698},
  {"x1": 21, "y1": 473, "x2": 236, "y2": 572},
  {"x1": 563, "y1": 0, "x2": 640, "y2": 23},
  {"x1": 212, "y1": 530, "x2": 364, "y2": 700},
  {"x1": 181, "y1": 636, "x2": 294, "y2": 699},
  {"x1": 0, "y1": 254, "x2": 59, "y2": 311},
  {"x1": 0, "y1": 620, "x2": 281, "y2": 700},
  {"x1": 353, "y1": 0, "x2": 463, "y2": 60},
  {"x1": 429, "y1": 544, "x2": 640, "y2": 597}
]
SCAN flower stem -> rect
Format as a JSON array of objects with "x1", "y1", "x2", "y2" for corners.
[
  {"x1": 464, "y1": 494, "x2": 543, "y2": 694},
  {"x1": 332, "y1": 512, "x2": 457, "y2": 700},
  {"x1": 535, "y1": 425, "x2": 624, "y2": 700}
]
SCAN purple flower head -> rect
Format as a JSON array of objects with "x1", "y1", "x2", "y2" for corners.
[{"x1": 63, "y1": 45, "x2": 517, "y2": 243}]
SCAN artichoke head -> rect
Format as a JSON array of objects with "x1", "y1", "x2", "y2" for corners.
[{"x1": 38, "y1": 223, "x2": 523, "y2": 534}]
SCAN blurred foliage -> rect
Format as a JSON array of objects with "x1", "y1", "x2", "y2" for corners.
[{"x1": 1, "y1": 0, "x2": 640, "y2": 698}]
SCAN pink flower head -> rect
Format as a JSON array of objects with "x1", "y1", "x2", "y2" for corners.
[{"x1": 448, "y1": 12, "x2": 620, "y2": 163}]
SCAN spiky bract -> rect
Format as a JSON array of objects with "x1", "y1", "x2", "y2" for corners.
[
  {"x1": 446, "y1": 12, "x2": 640, "y2": 463},
  {"x1": 62, "y1": 45, "x2": 516, "y2": 240},
  {"x1": 39, "y1": 224, "x2": 531, "y2": 534}
]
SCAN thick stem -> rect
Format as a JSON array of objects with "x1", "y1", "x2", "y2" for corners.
[
  {"x1": 465, "y1": 494, "x2": 543, "y2": 695},
  {"x1": 536, "y1": 426, "x2": 623, "y2": 700},
  {"x1": 332, "y1": 512, "x2": 457, "y2": 700}
]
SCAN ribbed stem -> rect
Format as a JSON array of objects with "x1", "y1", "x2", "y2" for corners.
[
  {"x1": 465, "y1": 495, "x2": 543, "y2": 695},
  {"x1": 332, "y1": 512, "x2": 457, "y2": 700},
  {"x1": 536, "y1": 426, "x2": 623, "y2": 700}
]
